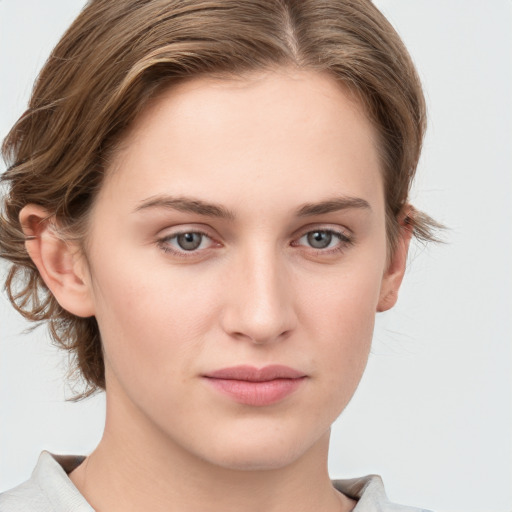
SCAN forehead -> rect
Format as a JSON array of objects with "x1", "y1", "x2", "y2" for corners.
[{"x1": 99, "y1": 68, "x2": 384, "y2": 218}]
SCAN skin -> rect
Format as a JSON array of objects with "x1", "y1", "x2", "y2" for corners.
[{"x1": 21, "y1": 69, "x2": 411, "y2": 512}]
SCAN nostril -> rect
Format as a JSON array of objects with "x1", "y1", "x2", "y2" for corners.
[{"x1": 228, "y1": 323, "x2": 294, "y2": 345}]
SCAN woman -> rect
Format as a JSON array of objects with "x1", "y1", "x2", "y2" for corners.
[{"x1": 0, "y1": 1, "x2": 439, "y2": 510}]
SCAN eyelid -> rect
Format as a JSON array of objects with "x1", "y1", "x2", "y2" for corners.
[
  {"x1": 292, "y1": 223, "x2": 353, "y2": 242},
  {"x1": 156, "y1": 223, "x2": 219, "y2": 240}
]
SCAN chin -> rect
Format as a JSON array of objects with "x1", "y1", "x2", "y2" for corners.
[
  {"x1": 196, "y1": 423, "x2": 330, "y2": 472},
  {"x1": 207, "y1": 446, "x2": 303, "y2": 472}
]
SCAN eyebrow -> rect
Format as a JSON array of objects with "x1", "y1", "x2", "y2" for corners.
[
  {"x1": 133, "y1": 194, "x2": 371, "y2": 219},
  {"x1": 297, "y1": 196, "x2": 371, "y2": 216},
  {"x1": 134, "y1": 195, "x2": 235, "y2": 220}
]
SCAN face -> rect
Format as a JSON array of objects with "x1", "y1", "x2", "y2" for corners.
[{"x1": 75, "y1": 69, "x2": 404, "y2": 470}]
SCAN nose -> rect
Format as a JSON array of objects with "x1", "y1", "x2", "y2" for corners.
[{"x1": 219, "y1": 246, "x2": 297, "y2": 344}]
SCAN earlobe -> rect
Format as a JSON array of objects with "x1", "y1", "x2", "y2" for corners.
[
  {"x1": 19, "y1": 205, "x2": 95, "y2": 318},
  {"x1": 377, "y1": 210, "x2": 413, "y2": 312}
]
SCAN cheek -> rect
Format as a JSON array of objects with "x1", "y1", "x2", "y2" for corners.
[
  {"x1": 301, "y1": 252, "x2": 384, "y2": 338},
  {"x1": 299, "y1": 253, "x2": 385, "y2": 395},
  {"x1": 88, "y1": 253, "x2": 222, "y2": 388}
]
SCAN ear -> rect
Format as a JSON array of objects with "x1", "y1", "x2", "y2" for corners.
[
  {"x1": 19, "y1": 204, "x2": 95, "y2": 317},
  {"x1": 377, "y1": 209, "x2": 413, "y2": 312}
]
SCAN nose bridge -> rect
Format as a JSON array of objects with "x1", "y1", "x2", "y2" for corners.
[{"x1": 222, "y1": 242, "x2": 296, "y2": 343}]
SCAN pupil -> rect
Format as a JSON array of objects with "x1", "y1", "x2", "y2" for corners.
[
  {"x1": 177, "y1": 233, "x2": 202, "y2": 251},
  {"x1": 307, "y1": 231, "x2": 332, "y2": 249}
]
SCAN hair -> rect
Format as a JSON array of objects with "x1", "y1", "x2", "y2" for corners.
[{"x1": 0, "y1": 0, "x2": 441, "y2": 398}]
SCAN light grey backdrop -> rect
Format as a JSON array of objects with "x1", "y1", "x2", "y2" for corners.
[{"x1": 1, "y1": 1, "x2": 511, "y2": 511}]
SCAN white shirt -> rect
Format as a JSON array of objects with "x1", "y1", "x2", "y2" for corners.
[{"x1": 0, "y1": 452, "x2": 432, "y2": 511}]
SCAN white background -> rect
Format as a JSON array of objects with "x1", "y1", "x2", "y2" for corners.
[{"x1": 1, "y1": 1, "x2": 511, "y2": 511}]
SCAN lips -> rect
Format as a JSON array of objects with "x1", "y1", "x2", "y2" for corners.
[{"x1": 203, "y1": 365, "x2": 307, "y2": 406}]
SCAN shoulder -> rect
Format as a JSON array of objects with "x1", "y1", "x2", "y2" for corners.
[
  {"x1": 333, "y1": 475, "x2": 433, "y2": 512},
  {"x1": 0, "y1": 452, "x2": 92, "y2": 512},
  {"x1": 0, "y1": 478, "x2": 52, "y2": 512}
]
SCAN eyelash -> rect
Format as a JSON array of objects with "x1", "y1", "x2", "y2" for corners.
[{"x1": 156, "y1": 227, "x2": 353, "y2": 258}]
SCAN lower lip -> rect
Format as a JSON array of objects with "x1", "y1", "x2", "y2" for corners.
[{"x1": 204, "y1": 377, "x2": 306, "y2": 406}]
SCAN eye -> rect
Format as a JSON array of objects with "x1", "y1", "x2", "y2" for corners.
[
  {"x1": 158, "y1": 230, "x2": 217, "y2": 255},
  {"x1": 293, "y1": 229, "x2": 352, "y2": 252}
]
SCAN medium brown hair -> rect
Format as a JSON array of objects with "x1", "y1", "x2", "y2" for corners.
[{"x1": 0, "y1": 0, "x2": 439, "y2": 397}]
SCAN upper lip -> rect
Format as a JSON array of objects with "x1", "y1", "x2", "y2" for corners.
[{"x1": 204, "y1": 365, "x2": 306, "y2": 382}]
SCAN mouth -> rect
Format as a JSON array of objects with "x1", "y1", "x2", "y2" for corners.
[{"x1": 202, "y1": 365, "x2": 307, "y2": 406}]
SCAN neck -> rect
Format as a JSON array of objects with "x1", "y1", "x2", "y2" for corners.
[{"x1": 70, "y1": 388, "x2": 355, "y2": 512}]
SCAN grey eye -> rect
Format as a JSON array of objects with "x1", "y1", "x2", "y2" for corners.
[
  {"x1": 306, "y1": 231, "x2": 333, "y2": 249},
  {"x1": 177, "y1": 232, "x2": 203, "y2": 251}
]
